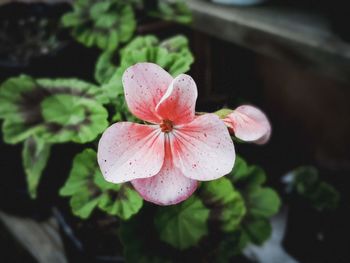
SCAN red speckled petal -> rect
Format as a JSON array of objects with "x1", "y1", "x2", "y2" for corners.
[
  {"x1": 122, "y1": 63, "x2": 173, "y2": 123},
  {"x1": 155, "y1": 74, "x2": 198, "y2": 125},
  {"x1": 132, "y1": 135, "x2": 198, "y2": 205},
  {"x1": 225, "y1": 105, "x2": 271, "y2": 144},
  {"x1": 97, "y1": 122, "x2": 165, "y2": 183},
  {"x1": 171, "y1": 114, "x2": 235, "y2": 181}
]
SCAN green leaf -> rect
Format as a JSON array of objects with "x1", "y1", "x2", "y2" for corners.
[
  {"x1": 291, "y1": 166, "x2": 340, "y2": 211},
  {"x1": 230, "y1": 155, "x2": 249, "y2": 181},
  {"x1": 59, "y1": 148, "x2": 98, "y2": 196},
  {"x1": 98, "y1": 184, "x2": 143, "y2": 220},
  {"x1": 149, "y1": 1, "x2": 192, "y2": 24},
  {"x1": 247, "y1": 187, "x2": 281, "y2": 218},
  {"x1": 62, "y1": 0, "x2": 136, "y2": 51},
  {"x1": 0, "y1": 76, "x2": 108, "y2": 144},
  {"x1": 39, "y1": 94, "x2": 108, "y2": 143},
  {"x1": 226, "y1": 155, "x2": 281, "y2": 247},
  {"x1": 242, "y1": 218, "x2": 272, "y2": 245},
  {"x1": 22, "y1": 136, "x2": 51, "y2": 199},
  {"x1": 89, "y1": 1, "x2": 113, "y2": 19},
  {"x1": 60, "y1": 149, "x2": 103, "y2": 219},
  {"x1": 60, "y1": 149, "x2": 143, "y2": 220},
  {"x1": 229, "y1": 156, "x2": 266, "y2": 187},
  {"x1": 154, "y1": 196, "x2": 210, "y2": 250},
  {"x1": 310, "y1": 182, "x2": 340, "y2": 211},
  {"x1": 61, "y1": 12, "x2": 83, "y2": 27},
  {"x1": 293, "y1": 166, "x2": 319, "y2": 194},
  {"x1": 94, "y1": 50, "x2": 117, "y2": 85},
  {"x1": 200, "y1": 177, "x2": 246, "y2": 233},
  {"x1": 70, "y1": 190, "x2": 102, "y2": 219},
  {"x1": 99, "y1": 35, "x2": 194, "y2": 103},
  {"x1": 2, "y1": 120, "x2": 46, "y2": 144},
  {"x1": 36, "y1": 78, "x2": 108, "y2": 104}
]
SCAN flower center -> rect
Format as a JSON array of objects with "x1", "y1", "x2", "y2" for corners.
[{"x1": 160, "y1": 119, "x2": 173, "y2": 133}]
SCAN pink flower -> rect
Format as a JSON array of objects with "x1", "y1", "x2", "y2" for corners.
[
  {"x1": 97, "y1": 63, "x2": 235, "y2": 205},
  {"x1": 223, "y1": 105, "x2": 271, "y2": 145}
]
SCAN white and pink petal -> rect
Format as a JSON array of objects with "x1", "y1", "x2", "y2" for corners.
[
  {"x1": 156, "y1": 74, "x2": 198, "y2": 125},
  {"x1": 97, "y1": 122, "x2": 165, "y2": 183},
  {"x1": 224, "y1": 105, "x2": 271, "y2": 144},
  {"x1": 131, "y1": 137, "x2": 198, "y2": 205},
  {"x1": 122, "y1": 63, "x2": 173, "y2": 123},
  {"x1": 171, "y1": 114, "x2": 235, "y2": 181}
]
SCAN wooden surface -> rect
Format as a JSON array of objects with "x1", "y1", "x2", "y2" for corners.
[{"x1": 185, "y1": 0, "x2": 350, "y2": 82}]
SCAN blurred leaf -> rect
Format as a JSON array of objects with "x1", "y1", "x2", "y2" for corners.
[
  {"x1": 0, "y1": 76, "x2": 108, "y2": 144},
  {"x1": 22, "y1": 136, "x2": 51, "y2": 199},
  {"x1": 2, "y1": 120, "x2": 46, "y2": 145},
  {"x1": 229, "y1": 155, "x2": 266, "y2": 188},
  {"x1": 95, "y1": 50, "x2": 117, "y2": 84},
  {"x1": 61, "y1": 0, "x2": 136, "y2": 51},
  {"x1": 200, "y1": 177, "x2": 246, "y2": 233},
  {"x1": 291, "y1": 166, "x2": 340, "y2": 211},
  {"x1": 37, "y1": 78, "x2": 108, "y2": 104},
  {"x1": 154, "y1": 196, "x2": 210, "y2": 250},
  {"x1": 247, "y1": 187, "x2": 281, "y2": 218},
  {"x1": 293, "y1": 166, "x2": 318, "y2": 194},
  {"x1": 60, "y1": 149, "x2": 143, "y2": 220},
  {"x1": 230, "y1": 155, "x2": 249, "y2": 182},
  {"x1": 242, "y1": 218, "x2": 272, "y2": 245},
  {"x1": 227, "y1": 155, "x2": 281, "y2": 246},
  {"x1": 310, "y1": 182, "x2": 340, "y2": 211},
  {"x1": 149, "y1": 0, "x2": 192, "y2": 24}
]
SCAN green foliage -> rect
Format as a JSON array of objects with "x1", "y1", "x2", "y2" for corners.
[
  {"x1": 61, "y1": 0, "x2": 136, "y2": 51},
  {"x1": 94, "y1": 50, "x2": 117, "y2": 85},
  {"x1": 0, "y1": 75, "x2": 108, "y2": 144},
  {"x1": 119, "y1": 208, "x2": 174, "y2": 263},
  {"x1": 22, "y1": 136, "x2": 51, "y2": 199},
  {"x1": 97, "y1": 185, "x2": 144, "y2": 220},
  {"x1": 230, "y1": 156, "x2": 266, "y2": 187},
  {"x1": 228, "y1": 155, "x2": 281, "y2": 246},
  {"x1": 60, "y1": 149, "x2": 143, "y2": 219},
  {"x1": 291, "y1": 166, "x2": 340, "y2": 211},
  {"x1": 149, "y1": 0, "x2": 192, "y2": 24},
  {"x1": 96, "y1": 35, "x2": 194, "y2": 101},
  {"x1": 118, "y1": 156, "x2": 280, "y2": 261},
  {"x1": 241, "y1": 217, "x2": 272, "y2": 245},
  {"x1": 247, "y1": 187, "x2": 281, "y2": 218},
  {"x1": 200, "y1": 177, "x2": 246, "y2": 233},
  {"x1": 209, "y1": 232, "x2": 247, "y2": 263},
  {"x1": 154, "y1": 196, "x2": 210, "y2": 250}
]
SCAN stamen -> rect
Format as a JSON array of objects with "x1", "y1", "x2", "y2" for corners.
[{"x1": 160, "y1": 119, "x2": 173, "y2": 133}]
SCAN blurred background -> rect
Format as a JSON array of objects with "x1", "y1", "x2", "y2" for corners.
[{"x1": 0, "y1": 0, "x2": 349, "y2": 262}]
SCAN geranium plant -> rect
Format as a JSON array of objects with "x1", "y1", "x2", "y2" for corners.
[{"x1": 0, "y1": 0, "x2": 285, "y2": 262}]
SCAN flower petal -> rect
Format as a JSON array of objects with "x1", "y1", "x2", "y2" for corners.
[
  {"x1": 131, "y1": 136, "x2": 198, "y2": 205},
  {"x1": 97, "y1": 122, "x2": 164, "y2": 183},
  {"x1": 224, "y1": 105, "x2": 271, "y2": 144},
  {"x1": 171, "y1": 114, "x2": 235, "y2": 181},
  {"x1": 122, "y1": 63, "x2": 173, "y2": 123},
  {"x1": 156, "y1": 74, "x2": 197, "y2": 125}
]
